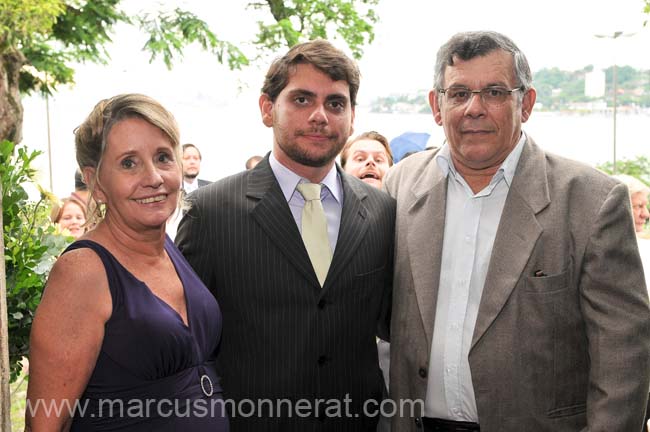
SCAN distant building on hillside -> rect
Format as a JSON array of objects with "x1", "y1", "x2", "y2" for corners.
[{"x1": 585, "y1": 69, "x2": 606, "y2": 98}]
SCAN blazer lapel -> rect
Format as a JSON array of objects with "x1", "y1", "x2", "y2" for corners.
[
  {"x1": 471, "y1": 138, "x2": 550, "y2": 349},
  {"x1": 324, "y1": 169, "x2": 369, "y2": 291},
  {"x1": 407, "y1": 155, "x2": 448, "y2": 350},
  {"x1": 247, "y1": 156, "x2": 320, "y2": 287}
]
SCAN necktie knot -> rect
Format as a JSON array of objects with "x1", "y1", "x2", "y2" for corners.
[{"x1": 296, "y1": 183, "x2": 322, "y2": 201}]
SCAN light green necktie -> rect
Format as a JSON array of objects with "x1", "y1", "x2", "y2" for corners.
[{"x1": 296, "y1": 183, "x2": 332, "y2": 286}]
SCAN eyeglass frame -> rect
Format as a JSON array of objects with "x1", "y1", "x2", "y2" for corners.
[{"x1": 436, "y1": 85, "x2": 525, "y2": 107}]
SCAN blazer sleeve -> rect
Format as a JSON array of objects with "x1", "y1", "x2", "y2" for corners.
[
  {"x1": 580, "y1": 182, "x2": 650, "y2": 430},
  {"x1": 377, "y1": 197, "x2": 396, "y2": 342},
  {"x1": 175, "y1": 193, "x2": 217, "y2": 296}
]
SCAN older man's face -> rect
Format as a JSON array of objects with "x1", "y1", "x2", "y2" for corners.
[{"x1": 430, "y1": 49, "x2": 536, "y2": 174}]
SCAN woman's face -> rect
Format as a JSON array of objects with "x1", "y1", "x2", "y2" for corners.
[
  {"x1": 631, "y1": 191, "x2": 650, "y2": 233},
  {"x1": 92, "y1": 117, "x2": 181, "y2": 234},
  {"x1": 58, "y1": 201, "x2": 86, "y2": 238}
]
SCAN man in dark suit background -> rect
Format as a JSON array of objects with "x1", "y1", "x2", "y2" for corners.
[
  {"x1": 176, "y1": 40, "x2": 395, "y2": 431},
  {"x1": 181, "y1": 143, "x2": 211, "y2": 193}
]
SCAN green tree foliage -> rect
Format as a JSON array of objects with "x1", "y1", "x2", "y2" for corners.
[
  {"x1": 533, "y1": 65, "x2": 650, "y2": 110},
  {"x1": 251, "y1": 0, "x2": 378, "y2": 59},
  {"x1": 0, "y1": 0, "x2": 380, "y2": 143},
  {"x1": 597, "y1": 156, "x2": 650, "y2": 185},
  {"x1": 4, "y1": 1, "x2": 249, "y2": 97},
  {"x1": 0, "y1": 0, "x2": 64, "y2": 48},
  {"x1": 1, "y1": 141, "x2": 71, "y2": 382},
  {"x1": 3, "y1": 0, "x2": 379, "y2": 99},
  {"x1": 135, "y1": 8, "x2": 248, "y2": 70}
]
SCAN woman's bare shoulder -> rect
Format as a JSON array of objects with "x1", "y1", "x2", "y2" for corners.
[{"x1": 42, "y1": 245, "x2": 112, "y2": 320}]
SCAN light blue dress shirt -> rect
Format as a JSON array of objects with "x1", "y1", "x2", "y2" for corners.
[
  {"x1": 424, "y1": 133, "x2": 526, "y2": 422},
  {"x1": 269, "y1": 152, "x2": 343, "y2": 254}
]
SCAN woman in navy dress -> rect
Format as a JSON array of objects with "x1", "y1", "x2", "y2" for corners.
[{"x1": 26, "y1": 94, "x2": 229, "y2": 431}]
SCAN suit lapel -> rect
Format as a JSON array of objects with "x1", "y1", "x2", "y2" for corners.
[
  {"x1": 247, "y1": 156, "x2": 320, "y2": 287},
  {"x1": 471, "y1": 138, "x2": 550, "y2": 349},
  {"x1": 407, "y1": 156, "x2": 448, "y2": 350},
  {"x1": 324, "y1": 169, "x2": 369, "y2": 292}
]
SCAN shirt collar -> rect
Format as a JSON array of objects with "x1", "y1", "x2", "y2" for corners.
[
  {"x1": 183, "y1": 179, "x2": 198, "y2": 193},
  {"x1": 434, "y1": 132, "x2": 527, "y2": 187},
  {"x1": 269, "y1": 151, "x2": 342, "y2": 203}
]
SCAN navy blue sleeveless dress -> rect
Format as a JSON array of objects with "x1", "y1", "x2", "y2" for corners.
[{"x1": 67, "y1": 237, "x2": 229, "y2": 431}]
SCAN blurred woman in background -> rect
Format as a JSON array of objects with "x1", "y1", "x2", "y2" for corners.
[{"x1": 50, "y1": 196, "x2": 87, "y2": 238}]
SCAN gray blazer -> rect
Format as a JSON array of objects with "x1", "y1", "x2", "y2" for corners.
[{"x1": 383, "y1": 137, "x2": 650, "y2": 431}]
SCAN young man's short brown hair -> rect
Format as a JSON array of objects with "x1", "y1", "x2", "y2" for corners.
[{"x1": 261, "y1": 39, "x2": 361, "y2": 107}]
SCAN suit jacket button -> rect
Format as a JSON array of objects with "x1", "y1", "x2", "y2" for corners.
[
  {"x1": 317, "y1": 299, "x2": 326, "y2": 309},
  {"x1": 317, "y1": 355, "x2": 328, "y2": 366},
  {"x1": 418, "y1": 367, "x2": 427, "y2": 378},
  {"x1": 414, "y1": 417, "x2": 422, "y2": 428}
]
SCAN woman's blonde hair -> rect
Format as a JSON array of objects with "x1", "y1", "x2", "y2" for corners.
[{"x1": 74, "y1": 93, "x2": 182, "y2": 224}]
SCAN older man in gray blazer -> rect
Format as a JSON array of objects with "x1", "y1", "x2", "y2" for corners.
[{"x1": 384, "y1": 31, "x2": 650, "y2": 432}]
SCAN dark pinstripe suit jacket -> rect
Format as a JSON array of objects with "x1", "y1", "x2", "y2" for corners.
[
  {"x1": 197, "y1": 178, "x2": 212, "y2": 188},
  {"x1": 175, "y1": 155, "x2": 396, "y2": 431}
]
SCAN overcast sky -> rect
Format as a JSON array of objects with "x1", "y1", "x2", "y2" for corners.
[
  {"x1": 107, "y1": 0, "x2": 650, "y2": 99},
  {"x1": 21, "y1": 0, "x2": 650, "y2": 196}
]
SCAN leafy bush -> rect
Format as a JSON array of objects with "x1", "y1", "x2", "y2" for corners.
[
  {"x1": 596, "y1": 156, "x2": 650, "y2": 186},
  {"x1": 1, "y1": 140, "x2": 71, "y2": 382}
]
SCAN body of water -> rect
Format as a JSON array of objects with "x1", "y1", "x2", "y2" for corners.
[
  {"x1": 21, "y1": 92, "x2": 650, "y2": 199},
  {"x1": 355, "y1": 110, "x2": 650, "y2": 169}
]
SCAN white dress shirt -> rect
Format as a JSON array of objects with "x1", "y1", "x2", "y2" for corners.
[
  {"x1": 183, "y1": 178, "x2": 199, "y2": 194},
  {"x1": 424, "y1": 134, "x2": 526, "y2": 421},
  {"x1": 269, "y1": 152, "x2": 343, "y2": 254}
]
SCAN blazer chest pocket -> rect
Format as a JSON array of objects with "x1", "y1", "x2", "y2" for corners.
[
  {"x1": 524, "y1": 269, "x2": 569, "y2": 294},
  {"x1": 352, "y1": 265, "x2": 385, "y2": 294},
  {"x1": 355, "y1": 265, "x2": 385, "y2": 279}
]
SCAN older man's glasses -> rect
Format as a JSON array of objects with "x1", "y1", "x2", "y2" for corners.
[{"x1": 438, "y1": 86, "x2": 523, "y2": 107}]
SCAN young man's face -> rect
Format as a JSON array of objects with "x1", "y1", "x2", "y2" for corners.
[
  {"x1": 260, "y1": 63, "x2": 355, "y2": 173},
  {"x1": 343, "y1": 139, "x2": 391, "y2": 189},
  {"x1": 182, "y1": 146, "x2": 201, "y2": 179}
]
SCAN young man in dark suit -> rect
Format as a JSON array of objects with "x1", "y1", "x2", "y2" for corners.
[
  {"x1": 181, "y1": 143, "x2": 211, "y2": 193},
  {"x1": 176, "y1": 40, "x2": 395, "y2": 431}
]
